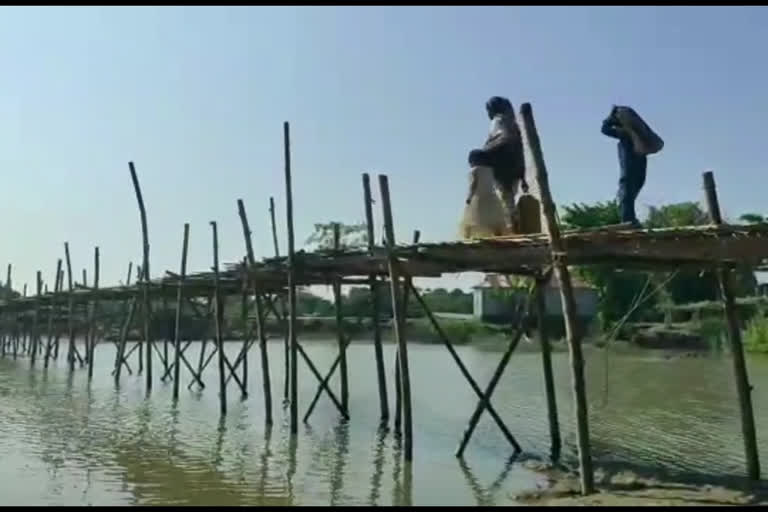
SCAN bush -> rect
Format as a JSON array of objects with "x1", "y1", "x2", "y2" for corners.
[{"x1": 744, "y1": 314, "x2": 768, "y2": 353}]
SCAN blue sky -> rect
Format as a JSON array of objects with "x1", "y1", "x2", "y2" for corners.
[{"x1": 0, "y1": 6, "x2": 766, "y2": 293}]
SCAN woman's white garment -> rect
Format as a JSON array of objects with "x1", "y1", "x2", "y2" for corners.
[{"x1": 459, "y1": 165, "x2": 513, "y2": 239}]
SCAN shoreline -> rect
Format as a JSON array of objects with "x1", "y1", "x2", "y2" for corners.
[{"x1": 514, "y1": 460, "x2": 768, "y2": 506}]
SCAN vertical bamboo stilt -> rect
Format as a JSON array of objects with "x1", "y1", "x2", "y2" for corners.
[
  {"x1": 333, "y1": 223, "x2": 349, "y2": 414},
  {"x1": 362, "y1": 173, "x2": 389, "y2": 424},
  {"x1": 211, "y1": 221, "x2": 227, "y2": 416},
  {"x1": 535, "y1": 274, "x2": 561, "y2": 462},
  {"x1": 129, "y1": 161, "x2": 153, "y2": 393},
  {"x1": 703, "y1": 171, "x2": 760, "y2": 480},
  {"x1": 88, "y1": 247, "x2": 100, "y2": 381},
  {"x1": 30, "y1": 271, "x2": 42, "y2": 366},
  {"x1": 53, "y1": 267, "x2": 64, "y2": 361},
  {"x1": 64, "y1": 242, "x2": 77, "y2": 371},
  {"x1": 44, "y1": 259, "x2": 62, "y2": 369},
  {"x1": 173, "y1": 224, "x2": 190, "y2": 402},
  {"x1": 237, "y1": 199, "x2": 272, "y2": 422},
  {"x1": 378, "y1": 174, "x2": 413, "y2": 462},
  {"x1": 520, "y1": 102, "x2": 593, "y2": 494},
  {"x1": 394, "y1": 230, "x2": 420, "y2": 436},
  {"x1": 270, "y1": 196, "x2": 290, "y2": 405},
  {"x1": 283, "y1": 121, "x2": 299, "y2": 435}
]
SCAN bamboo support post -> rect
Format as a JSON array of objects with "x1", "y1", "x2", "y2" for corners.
[
  {"x1": 44, "y1": 259, "x2": 62, "y2": 369},
  {"x1": 269, "y1": 196, "x2": 290, "y2": 405},
  {"x1": 211, "y1": 221, "x2": 227, "y2": 416},
  {"x1": 394, "y1": 230, "x2": 420, "y2": 435},
  {"x1": 237, "y1": 199, "x2": 271, "y2": 422},
  {"x1": 535, "y1": 273, "x2": 561, "y2": 462},
  {"x1": 333, "y1": 223, "x2": 350, "y2": 413},
  {"x1": 283, "y1": 121, "x2": 299, "y2": 434},
  {"x1": 88, "y1": 247, "x2": 99, "y2": 381},
  {"x1": 520, "y1": 102, "x2": 594, "y2": 494},
  {"x1": 378, "y1": 174, "x2": 413, "y2": 461},
  {"x1": 362, "y1": 173, "x2": 389, "y2": 424},
  {"x1": 703, "y1": 170, "x2": 760, "y2": 480},
  {"x1": 64, "y1": 242, "x2": 80, "y2": 370},
  {"x1": 456, "y1": 300, "x2": 527, "y2": 457},
  {"x1": 403, "y1": 277, "x2": 522, "y2": 455},
  {"x1": 53, "y1": 267, "x2": 64, "y2": 360},
  {"x1": 30, "y1": 271, "x2": 42, "y2": 366},
  {"x1": 173, "y1": 223, "x2": 190, "y2": 402},
  {"x1": 130, "y1": 161, "x2": 153, "y2": 393}
]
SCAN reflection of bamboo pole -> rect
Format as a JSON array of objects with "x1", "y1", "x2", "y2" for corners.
[
  {"x1": 283, "y1": 121, "x2": 299, "y2": 434},
  {"x1": 378, "y1": 174, "x2": 413, "y2": 461},
  {"x1": 703, "y1": 171, "x2": 760, "y2": 480},
  {"x1": 362, "y1": 173, "x2": 389, "y2": 424},
  {"x1": 173, "y1": 224, "x2": 190, "y2": 402},
  {"x1": 129, "y1": 161, "x2": 152, "y2": 393},
  {"x1": 520, "y1": 102, "x2": 593, "y2": 494}
]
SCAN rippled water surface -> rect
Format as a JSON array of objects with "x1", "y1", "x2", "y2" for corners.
[{"x1": 1, "y1": 339, "x2": 767, "y2": 505}]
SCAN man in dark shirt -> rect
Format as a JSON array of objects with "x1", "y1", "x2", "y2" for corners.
[{"x1": 602, "y1": 106, "x2": 647, "y2": 227}]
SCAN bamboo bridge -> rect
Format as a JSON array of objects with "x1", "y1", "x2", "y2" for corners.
[{"x1": 0, "y1": 103, "x2": 764, "y2": 496}]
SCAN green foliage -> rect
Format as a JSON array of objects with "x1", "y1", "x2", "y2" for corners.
[
  {"x1": 305, "y1": 222, "x2": 368, "y2": 251},
  {"x1": 559, "y1": 199, "x2": 757, "y2": 328},
  {"x1": 745, "y1": 313, "x2": 768, "y2": 353},
  {"x1": 560, "y1": 201, "x2": 652, "y2": 328},
  {"x1": 740, "y1": 213, "x2": 766, "y2": 224}
]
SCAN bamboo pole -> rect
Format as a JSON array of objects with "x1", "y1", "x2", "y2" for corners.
[
  {"x1": 269, "y1": 196, "x2": 290, "y2": 405},
  {"x1": 30, "y1": 271, "x2": 42, "y2": 366},
  {"x1": 211, "y1": 221, "x2": 227, "y2": 416},
  {"x1": 129, "y1": 161, "x2": 153, "y2": 393},
  {"x1": 88, "y1": 247, "x2": 99, "y2": 381},
  {"x1": 173, "y1": 223, "x2": 190, "y2": 402},
  {"x1": 283, "y1": 121, "x2": 299, "y2": 434},
  {"x1": 536, "y1": 273, "x2": 561, "y2": 462},
  {"x1": 520, "y1": 102, "x2": 593, "y2": 494},
  {"x1": 237, "y1": 199, "x2": 272, "y2": 423},
  {"x1": 64, "y1": 242, "x2": 78, "y2": 371},
  {"x1": 44, "y1": 259, "x2": 62, "y2": 369},
  {"x1": 703, "y1": 170, "x2": 760, "y2": 480},
  {"x1": 53, "y1": 267, "x2": 64, "y2": 360},
  {"x1": 362, "y1": 173, "x2": 389, "y2": 424},
  {"x1": 394, "y1": 230, "x2": 420, "y2": 435},
  {"x1": 456, "y1": 301, "x2": 526, "y2": 457},
  {"x1": 333, "y1": 223, "x2": 349, "y2": 413},
  {"x1": 378, "y1": 174, "x2": 413, "y2": 461}
]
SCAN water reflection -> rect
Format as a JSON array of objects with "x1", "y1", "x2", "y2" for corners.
[{"x1": 0, "y1": 341, "x2": 767, "y2": 505}]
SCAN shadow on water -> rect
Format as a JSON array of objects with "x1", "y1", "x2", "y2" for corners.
[
  {"x1": 368, "y1": 427, "x2": 387, "y2": 506},
  {"x1": 458, "y1": 453, "x2": 520, "y2": 506}
]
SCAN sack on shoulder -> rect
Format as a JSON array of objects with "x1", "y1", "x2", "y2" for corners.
[{"x1": 615, "y1": 106, "x2": 664, "y2": 156}]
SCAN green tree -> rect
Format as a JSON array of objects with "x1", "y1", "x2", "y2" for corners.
[
  {"x1": 305, "y1": 222, "x2": 368, "y2": 251},
  {"x1": 740, "y1": 213, "x2": 766, "y2": 224}
]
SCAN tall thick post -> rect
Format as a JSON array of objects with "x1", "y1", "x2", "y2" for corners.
[
  {"x1": 237, "y1": 199, "x2": 272, "y2": 424},
  {"x1": 333, "y1": 223, "x2": 350, "y2": 413},
  {"x1": 362, "y1": 173, "x2": 389, "y2": 424},
  {"x1": 535, "y1": 275, "x2": 561, "y2": 461},
  {"x1": 129, "y1": 161, "x2": 152, "y2": 393},
  {"x1": 30, "y1": 271, "x2": 42, "y2": 366},
  {"x1": 378, "y1": 174, "x2": 413, "y2": 461},
  {"x1": 64, "y1": 242, "x2": 77, "y2": 371},
  {"x1": 211, "y1": 221, "x2": 227, "y2": 416},
  {"x1": 520, "y1": 103, "x2": 593, "y2": 494},
  {"x1": 270, "y1": 196, "x2": 290, "y2": 404},
  {"x1": 88, "y1": 247, "x2": 100, "y2": 381},
  {"x1": 173, "y1": 223, "x2": 190, "y2": 402},
  {"x1": 703, "y1": 171, "x2": 760, "y2": 480},
  {"x1": 283, "y1": 121, "x2": 299, "y2": 434}
]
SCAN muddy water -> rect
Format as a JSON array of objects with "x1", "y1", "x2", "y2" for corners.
[{"x1": 0, "y1": 340, "x2": 766, "y2": 505}]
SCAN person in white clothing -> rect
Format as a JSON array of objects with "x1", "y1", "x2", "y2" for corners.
[{"x1": 459, "y1": 150, "x2": 513, "y2": 239}]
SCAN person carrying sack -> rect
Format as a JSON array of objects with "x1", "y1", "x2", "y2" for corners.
[{"x1": 601, "y1": 105, "x2": 664, "y2": 226}]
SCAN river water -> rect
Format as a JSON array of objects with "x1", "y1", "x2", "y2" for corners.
[{"x1": 1, "y1": 339, "x2": 767, "y2": 506}]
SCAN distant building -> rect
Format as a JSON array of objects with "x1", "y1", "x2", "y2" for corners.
[{"x1": 472, "y1": 274, "x2": 599, "y2": 323}]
